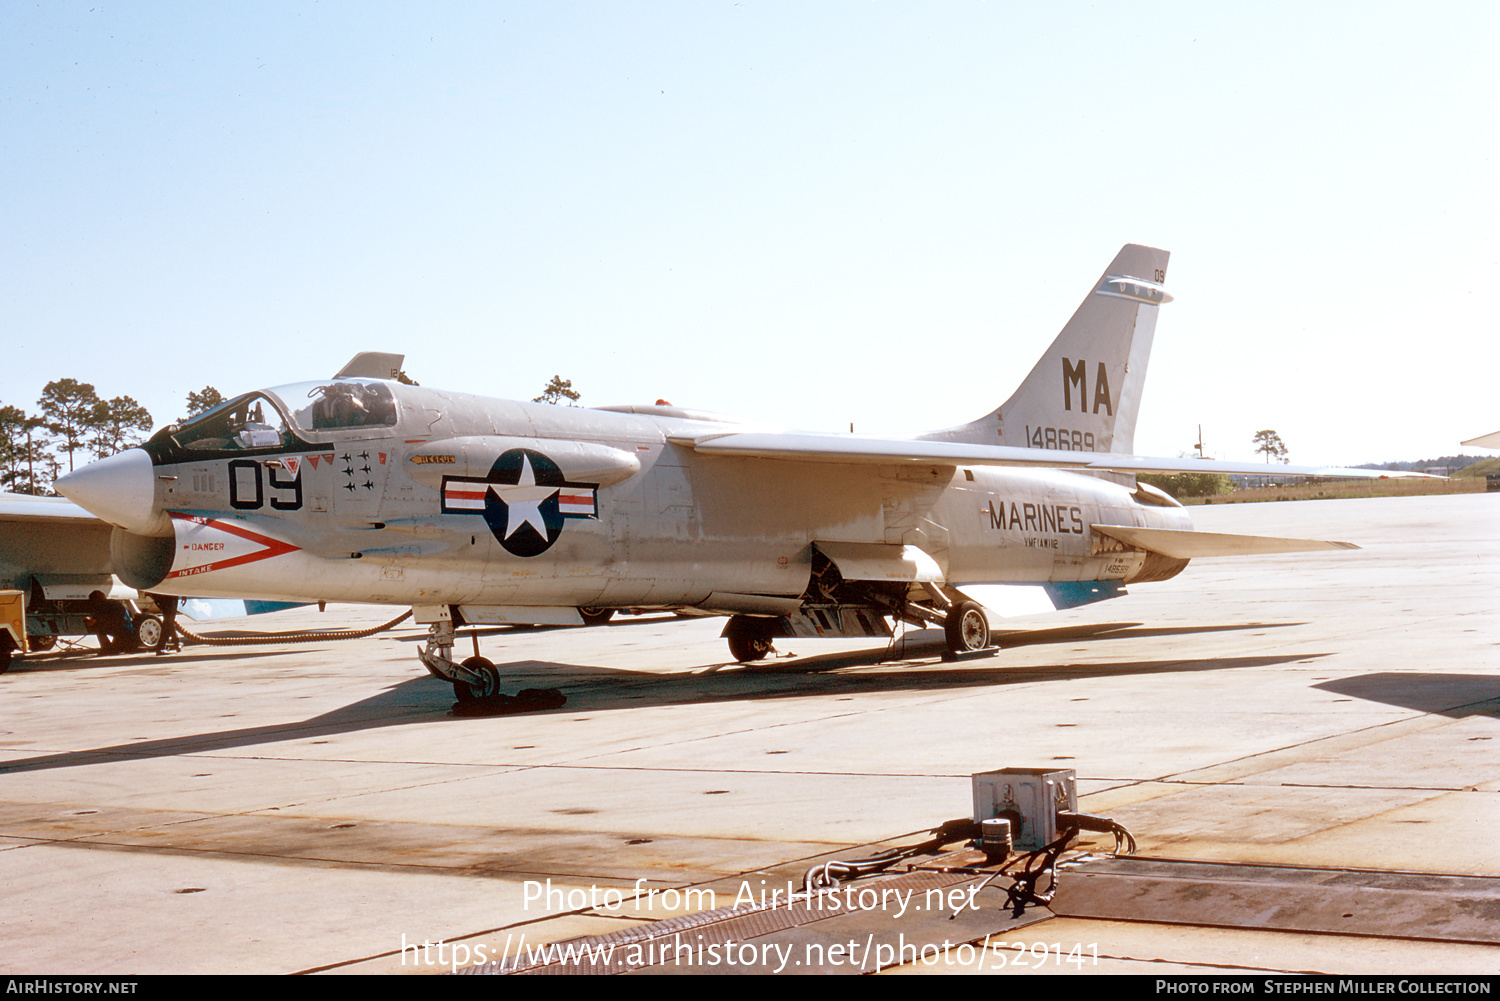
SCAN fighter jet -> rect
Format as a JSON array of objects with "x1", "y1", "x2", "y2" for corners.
[{"x1": 56, "y1": 245, "x2": 1414, "y2": 700}]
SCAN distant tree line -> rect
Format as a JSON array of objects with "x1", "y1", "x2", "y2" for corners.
[
  {"x1": 1137, "y1": 471, "x2": 1236, "y2": 499},
  {"x1": 1357, "y1": 455, "x2": 1490, "y2": 473},
  {"x1": 0, "y1": 382, "x2": 224, "y2": 495}
]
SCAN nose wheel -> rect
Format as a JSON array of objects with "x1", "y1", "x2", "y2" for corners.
[
  {"x1": 454, "y1": 656, "x2": 500, "y2": 702},
  {"x1": 417, "y1": 617, "x2": 564, "y2": 709},
  {"x1": 419, "y1": 621, "x2": 504, "y2": 700}
]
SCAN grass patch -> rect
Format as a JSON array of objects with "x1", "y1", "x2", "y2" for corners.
[{"x1": 1180, "y1": 476, "x2": 1489, "y2": 505}]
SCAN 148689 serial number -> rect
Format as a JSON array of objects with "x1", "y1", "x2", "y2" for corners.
[{"x1": 1026, "y1": 426, "x2": 1096, "y2": 451}]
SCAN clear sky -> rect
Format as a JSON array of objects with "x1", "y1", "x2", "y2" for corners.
[{"x1": 3, "y1": 2, "x2": 1495, "y2": 467}]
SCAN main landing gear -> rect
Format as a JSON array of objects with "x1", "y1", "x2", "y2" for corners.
[
  {"x1": 578, "y1": 607, "x2": 615, "y2": 627},
  {"x1": 724, "y1": 598, "x2": 995, "y2": 664},
  {"x1": 886, "y1": 591, "x2": 997, "y2": 660},
  {"x1": 725, "y1": 615, "x2": 777, "y2": 663},
  {"x1": 943, "y1": 600, "x2": 992, "y2": 656}
]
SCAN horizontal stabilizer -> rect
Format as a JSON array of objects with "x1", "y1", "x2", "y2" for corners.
[{"x1": 1092, "y1": 524, "x2": 1359, "y2": 559}]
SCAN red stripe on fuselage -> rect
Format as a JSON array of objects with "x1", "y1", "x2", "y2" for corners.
[{"x1": 164, "y1": 513, "x2": 301, "y2": 580}]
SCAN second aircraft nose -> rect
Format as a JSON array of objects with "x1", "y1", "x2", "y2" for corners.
[{"x1": 55, "y1": 447, "x2": 170, "y2": 537}]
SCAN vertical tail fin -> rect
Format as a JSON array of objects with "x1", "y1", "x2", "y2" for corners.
[{"x1": 920, "y1": 244, "x2": 1170, "y2": 455}]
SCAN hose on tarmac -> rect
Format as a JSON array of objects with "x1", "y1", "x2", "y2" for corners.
[{"x1": 175, "y1": 610, "x2": 413, "y2": 647}]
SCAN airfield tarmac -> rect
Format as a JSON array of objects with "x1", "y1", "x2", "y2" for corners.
[{"x1": 1, "y1": 493, "x2": 1496, "y2": 975}]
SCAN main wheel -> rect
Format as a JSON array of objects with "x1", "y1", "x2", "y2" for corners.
[
  {"x1": 135, "y1": 614, "x2": 163, "y2": 651},
  {"x1": 944, "y1": 600, "x2": 991, "y2": 654},
  {"x1": 28, "y1": 633, "x2": 56, "y2": 652},
  {"x1": 453, "y1": 656, "x2": 500, "y2": 702},
  {"x1": 0, "y1": 636, "x2": 13, "y2": 674},
  {"x1": 579, "y1": 607, "x2": 615, "y2": 627},
  {"x1": 726, "y1": 616, "x2": 775, "y2": 663}
]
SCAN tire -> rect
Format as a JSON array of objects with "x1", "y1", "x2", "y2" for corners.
[
  {"x1": 944, "y1": 600, "x2": 991, "y2": 654},
  {"x1": 28, "y1": 634, "x2": 56, "y2": 652},
  {"x1": 135, "y1": 615, "x2": 163, "y2": 651},
  {"x1": 453, "y1": 656, "x2": 499, "y2": 702},
  {"x1": 579, "y1": 607, "x2": 615, "y2": 627},
  {"x1": 726, "y1": 616, "x2": 775, "y2": 663},
  {"x1": 0, "y1": 635, "x2": 13, "y2": 674}
]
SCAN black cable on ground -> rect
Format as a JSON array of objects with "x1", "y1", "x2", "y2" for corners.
[
  {"x1": 1057, "y1": 810, "x2": 1138, "y2": 855},
  {"x1": 175, "y1": 609, "x2": 413, "y2": 647},
  {"x1": 801, "y1": 810, "x2": 1138, "y2": 921},
  {"x1": 803, "y1": 818, "x2": 981, "y2": 893},
  {"x1": 996, "y1": 827, "x2": 1078, "y2": 916}
]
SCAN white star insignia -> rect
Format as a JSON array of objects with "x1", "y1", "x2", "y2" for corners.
[{"x1": 490, "y1": 455, "x2": 559, "y2": 540}]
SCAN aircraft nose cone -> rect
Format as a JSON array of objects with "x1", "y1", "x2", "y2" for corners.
[{"x1": 55, "y1": 447, "x2": 169, "y2": 536}]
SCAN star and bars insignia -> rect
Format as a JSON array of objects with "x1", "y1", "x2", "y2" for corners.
[{"x1": 440, "y1": 448, "x2": 598, "y2": 558}]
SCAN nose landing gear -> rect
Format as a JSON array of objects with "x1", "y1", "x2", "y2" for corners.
[
  {"x1": 455, "y1": 656, "x2": 500, "y2": 702},
  {"x1": 417, "y1": 614, "x2": 565, "y2": 711},
  {"x1": 419, "y1": 619, "x2": 503, "y2": 701}
]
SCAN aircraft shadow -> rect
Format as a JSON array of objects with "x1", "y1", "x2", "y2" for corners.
[
  {"x1": 0, "y1": 627, "x2": 1329, "y2": 776},
  {"x1": 730, "y1": 621, "x2": 1306, "y2": 673},
  {"x1": 0, "y1": 676, "x2": 457, "y2": 776},
  {"x1": 557, "y1": 652, "x2": 1332, "y2": 710},
  {"x1": 1012, "y1": 621, "x2": 1308, "y2": 645},
  {"x1": 7, "y1": 647, "x2": 300, "y2": 673},
  {"x1": 1313, "y1": 673, "x2": 1500, "y2": 718}
]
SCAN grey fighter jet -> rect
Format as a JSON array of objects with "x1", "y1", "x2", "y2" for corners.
[{"x1": 56, "y1": 245, "x2": 1413, "y2": 699}]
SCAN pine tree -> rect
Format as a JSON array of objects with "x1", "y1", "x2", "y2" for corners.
[{"x1": 533, "y1": 375, "x2": 580, "y2": 406}]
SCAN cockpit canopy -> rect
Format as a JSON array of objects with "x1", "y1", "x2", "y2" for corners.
[
  {"x1": 158, "y1": 380, "x2": 398, "y2": 457},
  {"x1": 280, "y1": 380, "x2": 398, "y2": 432},
  {"x1": 171, "y1": 394, "x2": 287, "y2": 453}
]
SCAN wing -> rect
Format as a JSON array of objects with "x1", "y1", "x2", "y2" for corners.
[
  {"x1": 0, "y1": 494, "x2": 118, "y2": 590},
  {"x1": 665, "y1": 431, "x2": 1438, "y2": 480},
  {"x1": 0, "y1": 494, "x2": 109, "y2": 525}
]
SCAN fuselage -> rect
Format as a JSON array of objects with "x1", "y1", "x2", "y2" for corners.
[{"x1": 60, "y1": 377, "x2": 1192, "y2": 613}]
